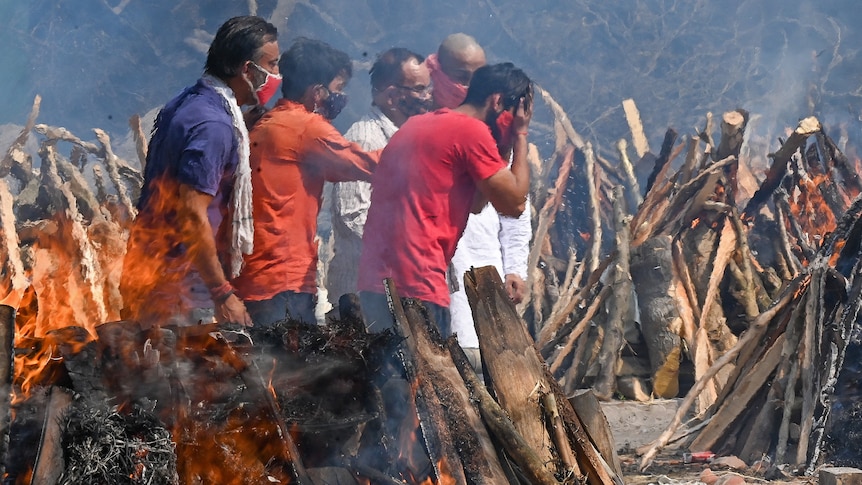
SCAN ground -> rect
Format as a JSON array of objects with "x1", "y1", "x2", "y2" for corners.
[{"x1": 601, "y1": 399, "x2": 819, "y2": 485}]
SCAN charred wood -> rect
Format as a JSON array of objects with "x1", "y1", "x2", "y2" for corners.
[{"x1": 742, "y1": 116, "x2": 821, "y2": 218}]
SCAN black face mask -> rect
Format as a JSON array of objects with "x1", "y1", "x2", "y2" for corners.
[
  {"x1": 320, "y1": 91, "x2": 348, "y2": 120},
  {"x1": 397, "y1": 95, "x2": 433, "y2": 119}
]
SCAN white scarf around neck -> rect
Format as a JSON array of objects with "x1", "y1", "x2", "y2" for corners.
[{"x1": 201, "y1": 73, "x2": 254, "y2": 278}]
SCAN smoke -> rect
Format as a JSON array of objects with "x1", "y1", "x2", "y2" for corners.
[{"x1": 1, "y1": 0, "x2": 862, "y2": 160}]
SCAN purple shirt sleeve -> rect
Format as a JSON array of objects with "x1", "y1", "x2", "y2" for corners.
[{"x1": 176, "y1": 119, "x2": 236, "y2": 197}]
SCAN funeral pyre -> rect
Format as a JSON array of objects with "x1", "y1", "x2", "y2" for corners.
[{"x1": 1, "y1": 84, "x2": 862, "y2": 485}]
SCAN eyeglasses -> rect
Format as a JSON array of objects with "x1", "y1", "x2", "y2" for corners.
[{"x1": 395, "y1": 83, "x2": 433, "y2": 96}]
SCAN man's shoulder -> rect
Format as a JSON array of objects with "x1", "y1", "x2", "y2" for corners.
[
  {"x1": 345, "y1": 108, "x2": 396, "y2": 148},
  {"x1": 169, "y1": 84, "x2": 233, "y2": 130}
]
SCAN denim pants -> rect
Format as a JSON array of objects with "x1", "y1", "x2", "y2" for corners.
[
  {"x1": 358, "y1": 291, "x2": 451, "y2": 336},
  {"x1": 245, "y1": 291, "x2": 317, "y2": 327}
]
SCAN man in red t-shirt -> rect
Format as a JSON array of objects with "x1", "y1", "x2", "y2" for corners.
[{"x1": 357, "y1": 62, "x2": 532, "y2": 333}]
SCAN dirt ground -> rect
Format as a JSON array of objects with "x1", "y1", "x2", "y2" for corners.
[{"x1": 601, "y1": 399, "x2": 819, "y2": 485}]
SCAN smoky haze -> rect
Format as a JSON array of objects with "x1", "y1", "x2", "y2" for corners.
[{"x1": 2, "y1": 0, "x2": 861, "y2": 160}]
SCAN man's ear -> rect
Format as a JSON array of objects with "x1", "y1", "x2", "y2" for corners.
[
  {"x1": 381, "y1": 86, "x2": 399, "y2": 108},
  {"x1": 486, "y1": 93, "x2": 503, "y2": 112},
  {"x1": 241, "y1": 60, "x2": 253, "y2": 77}
]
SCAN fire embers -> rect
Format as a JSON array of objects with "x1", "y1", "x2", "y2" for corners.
[{"x1": 5, "y1": 315, "x2": 425, "y2": 484}]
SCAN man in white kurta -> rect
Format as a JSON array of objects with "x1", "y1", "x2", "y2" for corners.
[{"x1": 326, "y1": 48, "x2": 433, "y2": 308}]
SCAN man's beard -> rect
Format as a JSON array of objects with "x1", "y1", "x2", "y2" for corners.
[{"x1": 487, "y1": 109, "x2": 503, "y2": 145}]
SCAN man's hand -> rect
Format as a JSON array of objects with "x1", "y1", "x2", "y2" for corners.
[
  {"x1": 504, "y1": 273, "x2": 527, "y2": 304},
  {"x1": 511, "y1": 93, "x2": 533, "y2": 135},
  {"x1": 216, "y1": 294, "x2": 253, "y2": 327}
]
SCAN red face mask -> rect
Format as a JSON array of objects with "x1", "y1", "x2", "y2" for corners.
[
  {"x1": 250, "y1": 62, "x2": 282, "y2": 106},
  {"x1": 495, "y1": 110, "x2": 515, "y2": 149}
]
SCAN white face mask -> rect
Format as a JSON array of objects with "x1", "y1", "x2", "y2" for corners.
[{"x1": 247, "y1": 62, "x2": 282, "y2": 105}]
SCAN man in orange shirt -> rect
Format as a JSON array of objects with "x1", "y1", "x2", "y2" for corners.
[{"x1": 232, "y1": 38, "x2": 379, "y2": 326}]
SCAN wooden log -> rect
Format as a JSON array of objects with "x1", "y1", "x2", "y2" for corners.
[
  {"x1": 30, "y1": 386, "x2": 74, "y2": 485},
  {"x1": 465, "y1": 267, "x2": 557, "y2": 471},
  {"x1": 541, "y1": 392, "x2": 580, "y2": 475},
  {"x1": 654, "y1": 156, "x2": 736, "y2": 238},
  {"x1": 216, "y1": 331, "x2": 314, "y2": 485},
  {"x1": 775, "y1": 189, "x2": 817, "y2": 262},
  {"x1": 810, "y1": 134, "x2": 847, "y2": 217},
  {"x1": 644, "y1": 128, "x2": 678, "y2": 196},
  {"x1": 714, "y1": 110, "x2": 749, "y2": 205},
  {"x1": 629, "y1": 236, "x2": 682, "y2": 398},
  {"x1": 795, "y1": 264, "x2": 822, "y2": 466},
  {"x1": 383, "y1": 281, "x2": 468, "y2": 485},
  {"x1": 398, "y1": 300, "x2": 509, "y2": 485},
  {"x1": 55, "y1": 154, "x2": 105, "y2": 223},
  {"x1": 622, "y1": 98, "x2": 650, "y2": 159},
  {"x1": 544, "y1": 368, "x2": 622, "y2": 485},
  {"x1": 774, "y1": 300, "x2": 806, "y2": 466},
  {"x1": 569, "y1": 389, "x2": 623, "y2": 477},
  {"x1": 616, "y1": 138, "x2": 643, "y2": 209},
  {"x1": 446, "y1": 339, "x2": 559, "y2": 485},
  {"x1": 821, "y1": 131, "x2": 862, "y2": 195},
  {"x1": 742, "y1": 116, "x2": 821, "y2": 218},
  {"x1": 678, "y1": 134, "x2": 702, "y2": 187},
  {"x1": 593, "y1": 186, "x2": 632, "y2": 401},
  {"x1": 697, "y1": 221, "x2": 739, "y2": 354},
  {"x1": 0, "y1": 178, "x2": 28, "y2": 304},
  {"x1": 584, "y1": 142, "x2": 603, "y2": 274},
  {"x1": 93, "y1": 128, "x2": 138, "y2": 219},
  {"x1": 537, "y1": 85, "x2": 586, "y2": 150},
  {"x1": 544, "y1": 248, "x2": 584, "y2": 336}
]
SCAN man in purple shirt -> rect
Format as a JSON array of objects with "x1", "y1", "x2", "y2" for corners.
[{"x1": 120, "y1": 16, "x2": 280, "y2": 327}]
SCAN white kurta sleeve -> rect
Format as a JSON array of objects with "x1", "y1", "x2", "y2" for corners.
[{"x1": 499, "y1": 195, "x2": 531, "y2": 279}]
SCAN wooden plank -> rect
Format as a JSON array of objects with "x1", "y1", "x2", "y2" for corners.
[
  {"x1": 622, "y1": 98, "x2": 650, "y2": 158},
  {"x1": 31, "y1": 386, "x2": 74, "y2": 485},
  {"x1": 689, "y1": 333, "x2": 786, "y2": 452},
  {"x1": 569, "y1": 390, "x2": 623, "y2": 476}
]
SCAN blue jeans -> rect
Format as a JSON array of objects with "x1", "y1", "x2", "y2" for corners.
[
  {"x1": 358, "y1": 291, "x2": 451, "y2": 337},
  {"x1": 245, "y1": 291, "x2": 317, "y2": 327}
]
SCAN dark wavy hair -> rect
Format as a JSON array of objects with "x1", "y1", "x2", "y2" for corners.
[
  {"x1": 279, "y1": 37, "x2": 353, "y2": 101},
  {"x1": 462, "y1": 62, "x2": 532, "y2": 111},
  {"x1": 370, "y1": 47, "x2": 425, "y2": 93},
  {"x1": 205, "y1": 16, "x2": 278, "y2": 79}
]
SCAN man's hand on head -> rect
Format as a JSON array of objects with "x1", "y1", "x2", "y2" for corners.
[
  {"x1": 504, "y1": 273, "x2": 527, "y2": 304},
  {"x1": 512, "y1": 95, "x2": 533, "y2": 135}
]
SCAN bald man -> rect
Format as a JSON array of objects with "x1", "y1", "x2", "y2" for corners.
[
  {"x1": 426, "y1": 34, "x2": 532, "y2": 372},
  {"x1": 426, "y1": 33, "x2": 486, "y2": 108}
]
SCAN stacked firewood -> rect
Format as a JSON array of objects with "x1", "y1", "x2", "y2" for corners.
[{"x1": 521, "y1": 90, "x2": 862, "y2": 473}]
